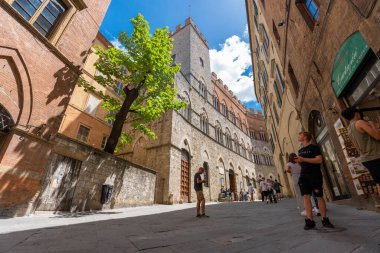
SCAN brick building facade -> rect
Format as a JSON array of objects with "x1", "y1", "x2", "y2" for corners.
[
  {"x1": 246, "y1": 0, "x2": 380, "y2": 208},
  {"x1": 0, "y1": 0, "x2": 111, "y2": 216}
]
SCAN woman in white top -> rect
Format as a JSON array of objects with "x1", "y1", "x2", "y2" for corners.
[{"x1": 286, "y1": 153, "x2": 303, "y2": 211}]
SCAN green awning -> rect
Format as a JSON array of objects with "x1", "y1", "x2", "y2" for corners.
[{"x1": 332, "y1": 32, "x2": 370, "y2": 97}]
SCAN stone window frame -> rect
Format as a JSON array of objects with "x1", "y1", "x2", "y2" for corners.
[{"x1": 6, "y1": 0, "x2": 87, "y2": 45}]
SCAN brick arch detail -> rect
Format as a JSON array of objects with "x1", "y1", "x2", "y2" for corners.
[{"x1": 0, "y1": 46, "x2": 33, "y2": 126}]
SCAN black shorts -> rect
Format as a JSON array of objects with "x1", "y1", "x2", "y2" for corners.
[
  {"x1": 362, "y1": 158, "x2": 380, "y2": 184},
  {"x1": 275, "y1": 189, "x2": 281, "y2": 193},
  {"x1": 298, "y1": 174, "x2": 323, "y2": 197},
  {"x1": 262, "y1": 190, "x2": 268, "y2": 196}
]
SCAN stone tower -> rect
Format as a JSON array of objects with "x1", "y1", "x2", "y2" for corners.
[{"x1": 171, "y1": 18, "x2": 212, "y2": 92}]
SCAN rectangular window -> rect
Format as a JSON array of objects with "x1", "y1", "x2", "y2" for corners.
[
  {"x1": 261, "y1": 44, "x2": 269, "y2": 64},
  {"x1": 115, "y1": 81, "x2": 123, "y2": 96},
  {"x1": 296, "y1": 0, "x2": 319, "y2": 30},
  {"x1": 262, "y1": 25, "x2": 269, "y2": 48},
  {"x1": 12, "y1": 0, "x2": 68, "y2": 37},
  {"x1": 288, "y1": 63, "x2": 300, "y2": 96},
  {"x1": 253, "y1": 0, "x2": 258, "y2": 16},
  {"x1": 101, "y1": 135, "x2": 108, "y2": 150},
  {"x1": 272, "y1": 103, "x2": 280, "y2": 124},
  {"x1": 254, "y1": 16, "x2": 259, "y2": 30},
  {"x1": 305, "y1": 0, "x2": 319, "y2": 21},
  {"x1": 77, "y1": 125, "x2": 90, "y2": 143},
  {"x1": 107, "y1": 110, "x2": 115, "y2": 125},
  {"x1": 272, "y1": 20, "x2": 281, "y2": 46},
  {"x1": 200, "y1": 57, "x2": 204, "y2": 67},
  {"x1": 275, "y1": 64, "x2": 285, "y2": 92},
  {"x1": 84, "y1": 94, "x2": 100, "y2": 115},
  {"x1": 262, "y1": 65, "x2": 268, "y2": 90},
  {"x1": 273, "y1": 80, "x2": 283, "y2": 107}
]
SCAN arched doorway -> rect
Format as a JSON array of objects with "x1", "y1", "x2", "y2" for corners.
[
  {"x1": 0, "y1": 104, "x2": 14, "y2": 150},
  {"x1": 228, "y1": 168, "x2": 237, "y2": 200},
  {"x1": 309, "y1": 111, "x2": 350, "y2": 200},
  {"x1": 180, "y1": 149, "x2": 190, "y2": 203}
]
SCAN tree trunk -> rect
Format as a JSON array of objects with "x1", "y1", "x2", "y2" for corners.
[{"x1": 104, "y1": 88, "x2": 139, "y2": 154}]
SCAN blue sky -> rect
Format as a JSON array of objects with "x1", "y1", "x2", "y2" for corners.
[{"x1": 100, "y1": 0, "x2": 262, "y2": 112}]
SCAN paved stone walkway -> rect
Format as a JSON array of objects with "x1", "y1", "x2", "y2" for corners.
[{"x1": 0, "y1": 199, "x2": 379, "y2": 253}]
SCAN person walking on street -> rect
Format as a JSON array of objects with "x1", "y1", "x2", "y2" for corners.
[
  {"x1": 194, "y1": 167, "x2": 209, "y2": 218},
  {"x1": 342, "y1": 107, "x2": 380, "y2": 196},
  {"x1": 286, "y1": 153, "x2": 304, "y2": 213},
  {"x1": 267, "y1": 179, "x2": 276, "y2": 203},
  {"x1": 296, "y1": 131, "x2": 334, "y2": 230},
  {"x1": 248, "y1": 183, "x2": 255, "y2": 202},
  {"x1": 273, "y1": 179, "x2": 283, "y2": 200},
  {"x1": 259, "y1": 178, "x2": 267, "y2": 202}
]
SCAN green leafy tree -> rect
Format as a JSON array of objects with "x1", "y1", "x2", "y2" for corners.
[{"x1": 79, "y1": 14, "x2": 185, "y2": 154}]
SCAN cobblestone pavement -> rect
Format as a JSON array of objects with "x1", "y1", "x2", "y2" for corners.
[{"x1": 0, "y1": 199, "x2": 379, "y2": 253}]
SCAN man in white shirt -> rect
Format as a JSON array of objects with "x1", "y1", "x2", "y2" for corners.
[{"x1": 259, "y1": 178, "x2": 267, "y2": 202}]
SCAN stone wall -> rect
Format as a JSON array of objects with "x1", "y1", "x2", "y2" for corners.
[{"x1": 36, "y1": 135, "x2": 156, "y2": 212}]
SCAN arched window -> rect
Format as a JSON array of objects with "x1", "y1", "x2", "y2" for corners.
[
  {"x1": 180, "y1": 94, "x2": 191, "y2": 122},
  {"x1": 215, "y1": 121, "x2": 223, "y2": 144},
  {"x1": 199, "y1": 80, "x2": 207, "y2": 98},
  {"x1": 236, "y1": 115, "x2": 242, "y2": 129},
  {"x1": 200, "y1": 114, "x2": 209, "y2": 134},
  {"x1": 233, "y1": 134, "x2": 239, "y2": 153},
  {"x1": 225, "y1": 128, "x2": 232, "y2": 149},
  {"x1": 221, "y1": 102, "x2": 227, "y2": 117},
  {"x1": 230, "y1": 110, "x2": 236, "y2": 124},
  {"x1": 212, "y1": 95, "x2": 220, "y2": 111}
]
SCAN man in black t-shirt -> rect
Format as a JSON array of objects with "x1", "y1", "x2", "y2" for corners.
[
  {"x1": 194, "y1": 167, "x2": 208, "y2": 218},
  {"x1": 296, "y1": 131, "x2": 334, "y2": 230}
]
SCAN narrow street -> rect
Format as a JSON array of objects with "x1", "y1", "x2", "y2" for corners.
[{"x1": 1, "y1": 199, "x2": 379, "y2": 253}]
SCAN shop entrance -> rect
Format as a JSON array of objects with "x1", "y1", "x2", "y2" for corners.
[
  {"x1": 228, "y1": 169, "x2": 237, "y2": 201},
  {"x1": 332, "y1": 32, "x2": 380, "y2": 125},
  {"x1": 309, "y1": 111, "x2": 351, "y2": 200}
]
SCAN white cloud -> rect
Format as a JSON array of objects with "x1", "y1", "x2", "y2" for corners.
[
  {"x1": 209, "y1": 34, "x2": 256, "y2": 102},
  {"x1": 111, "y1": 38, "x2": 123, "y2": 48}
]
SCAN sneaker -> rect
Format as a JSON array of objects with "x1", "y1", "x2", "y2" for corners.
[
  {"x1": 196, "y1": 214, "x2": 202, "y2": 218},
  {"x1": 201, "y1": 214, "x2": 209, "y2": 218},
  {"x1": 312, "y1": 207, "x2": 319, "y2": 214},
  {"x1": 301, "y1": 210, "x2": 307, "y2": 216},
  {"x1": 304, "y1": 219, "x2": 316, "y2": 230},
  {"x1": 322, "y1": 217, "x2": 334, "y2": 228}
]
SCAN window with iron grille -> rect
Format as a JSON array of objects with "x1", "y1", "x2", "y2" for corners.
[
  {"x1": 77, "y1": 125, "x2": 90, "y2": 143},
  {"x1": 12, "y1": 0, "x2": 68, "y2": 37}
]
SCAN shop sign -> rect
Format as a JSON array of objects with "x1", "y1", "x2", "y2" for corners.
[
  {"x1": 332, "y1": 32, "x2": 370, "y2": 97},
  {"x1": 334, "y1": 119, "x2": 378, "y2": 196}
]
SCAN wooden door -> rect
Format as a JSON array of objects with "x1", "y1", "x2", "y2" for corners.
[
  {"x1": 180, "y1": 160, "x2": 190, "y2": 202},
  {"x1": 180, "y1": 149, "x2": 190, "y2": 202}
]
